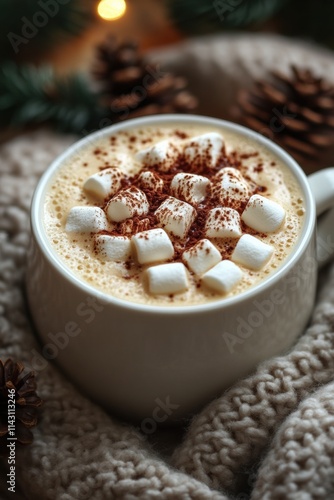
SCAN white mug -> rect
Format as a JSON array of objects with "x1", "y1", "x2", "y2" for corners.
[{"x1": 26, "y1": 115, "x2": 334, "y2": 425}]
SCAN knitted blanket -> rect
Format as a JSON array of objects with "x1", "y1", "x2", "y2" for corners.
[{"x1": 1, "y1": 35, "x2": 334, "y2": 499}]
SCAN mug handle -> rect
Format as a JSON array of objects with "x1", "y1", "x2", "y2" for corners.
[{"x1": 308, "y1": 168, "x2": 334, "y2": 267}]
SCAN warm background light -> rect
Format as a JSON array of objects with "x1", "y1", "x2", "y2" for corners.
[{"x1": 97, "y1": 0, "x2": 127, "y2": 21}]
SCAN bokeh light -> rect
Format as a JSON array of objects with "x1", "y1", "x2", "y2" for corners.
[{"x1": 97, "y1": 0, "x2": 127, "y2": 21}]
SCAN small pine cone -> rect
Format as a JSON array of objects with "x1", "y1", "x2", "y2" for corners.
[
  {"x1": 93, "y1": 37, "x2": 141, "y2": 86},
  {"x1": 237, "y1": 65, "x2": 334, "y2": 165},
  {"x1": 0, "y1": 359, "x2": 42, "y2": 454},
  {"x1": 92, "y1": 37, "x2": 198, "y2": 121}
]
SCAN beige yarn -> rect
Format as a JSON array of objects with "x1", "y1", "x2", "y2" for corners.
[
  {"x1": 171, "y1": 297, "x2": 334, "y2": 495},
  {"x1": 1, "y1": 128, "x2": 334, "y2": 500},
  {"x1": 152, "y1": 33, "x2": 334, "y2": 122},
  {"x1": 0, "y1": 130, "x2": 226, "y2": 500},
  {"x1": 252, "y1": 381, "x2": 334, "y2": 499},
  {"x1": 1, "y1": 34, "x2": 334, "y2": 499},
  {"x1": 151, "y1": 33, "x2": 334, "y2": 172}
]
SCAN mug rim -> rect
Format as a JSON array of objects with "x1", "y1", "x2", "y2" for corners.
[{"x1": 30, "y1": 114, "x2": 316, "y2": 315}]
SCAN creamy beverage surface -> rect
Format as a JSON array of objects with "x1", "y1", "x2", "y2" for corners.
[{"x1": 43, "y1": 123, "x2": 305, "y2": 306}]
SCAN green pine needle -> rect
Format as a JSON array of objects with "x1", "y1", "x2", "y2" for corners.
[
  {"x1": 0, "y1": 0, "x2": 96, "y2": 60},
  {"x1": 168, "y1": 0, "x2": 289, "y2": 34},
  {"x1": 0, "y1": 62, "x2": 107, "y2": 134}
]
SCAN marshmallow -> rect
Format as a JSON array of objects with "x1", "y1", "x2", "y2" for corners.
[
  {"x1": 155, "y1": 196, "x2": 196, "y2": 239},
  {"x1": 146, "y1": 262, "x2": 188, "y2": 295},
  {"x1": 232, "y1": 234, "x2": 274, "y2": 270},
  {"x1": 215, "y1": 167, "x2": 245, "y2": 182},
  {"x1": 106, "y1": 187, "x2": 149, "y2": 222},
  {"x1": 65, "y1": 206, "x2": 109, "y2": 233},
  {"x1": 183, "y1": 132, "x2": 224, "y2": 168},
  {"x1": 83, "y1": 167, "x2": 124, "y2": 201},
  {"x1": 120, "y1": 218, "x2": 150, "y2": 235},
  {"x1": 202, "y1": 260, "x2": 243, "y2": 294},
  {"x1": 135, "y1": 140, "x2": 178, "y2": 172},
  {"x1": 132, "y1": 228, "x2": 174, "y2": 265},
  {"x1": 242, "y1": 194, "x2": 286, "y2": 233},
  {"x1": 138, "y1": 171, "x2": 164, "y2": 192},
  {"x1": 213, "y1": 167, "x2": 250, "y2": 207},
  {"x1": 95, "y1": 235, "x2": 131, "y2": 262},
  {"x1": 182, "y1": 239, "x2": 221, "y2": 276},
  {"x1": 205, "y1": 207, "x2": 242, "y2": 239},
  {"x1": 170, "y1": 173, "x2": 210, "y2": 204}
]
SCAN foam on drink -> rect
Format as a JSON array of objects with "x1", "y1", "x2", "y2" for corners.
[{"x1": 43, "y1": 124, "x2": 305, "y2": 306}]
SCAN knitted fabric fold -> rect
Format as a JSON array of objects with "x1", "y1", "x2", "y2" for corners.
[
  {"x1": 1, "y1": 127, "x2": 334, "y2": 498},
  {"x1": 171, "y1": 272, "x2": 334, "y2": 495},
  {"x1": 0, "y1": 131, "x2": 226, "y2": 500},
  {"x1": 251, "y1": 381, "x2": 334, "y2": 499}
]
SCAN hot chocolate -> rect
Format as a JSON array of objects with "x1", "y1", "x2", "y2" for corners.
[{"x1": 43, "y1": 123, "x2": 305, "y2": 306}]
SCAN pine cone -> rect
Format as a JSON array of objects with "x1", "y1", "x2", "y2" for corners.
[
  {"x1": 92, "y1": 37, "x2": 198, "y2": 121},
  {"x1": 237, "y1": 65, "x2": 334, "y2": 165},
  {"x1": 0, "y1": 359, "x2": 42, "y2": 453}
]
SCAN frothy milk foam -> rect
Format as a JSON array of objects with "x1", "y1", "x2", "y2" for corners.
[{"x1": 43, "y1": 123, "x2": 305, "y2": 306}]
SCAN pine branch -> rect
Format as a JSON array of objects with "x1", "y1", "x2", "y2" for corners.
[
  {"x1": 168, "y1": 0, "x2": 289, "y2": 35},
  {"x1": 0, "y1": 0, "x2": 96, "y2": 60},
  {"x1": 0, "y1": 62, "x2": 106, "y2": 134}
]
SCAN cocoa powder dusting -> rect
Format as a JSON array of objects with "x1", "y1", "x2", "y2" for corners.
[
  {"x1": 253, "y1": 164, "x2": 263, "y2": 173},
  {"x1": 240, "y1": 152, "x2": 259, "y2": 159},
  {"x1": 175, "y1": 130, "x2": 189, "y2": 140},
  {"x1": 94, "y1": 130, "x2": 267, "y2": 261}
]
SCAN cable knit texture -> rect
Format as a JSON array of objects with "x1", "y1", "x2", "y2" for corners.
[
  {"x1": 252, "y1": 382, "x2": 334, "y2": 499},
  {"x1": 1, "y1": 35, "x2": 334, "y2": 499},
  {"x1": 0, "y1": 130, "x2": 226, "y2": 500},
  {"x1": 171, "y1": 299, "x2": 334, "y2": 494}
]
